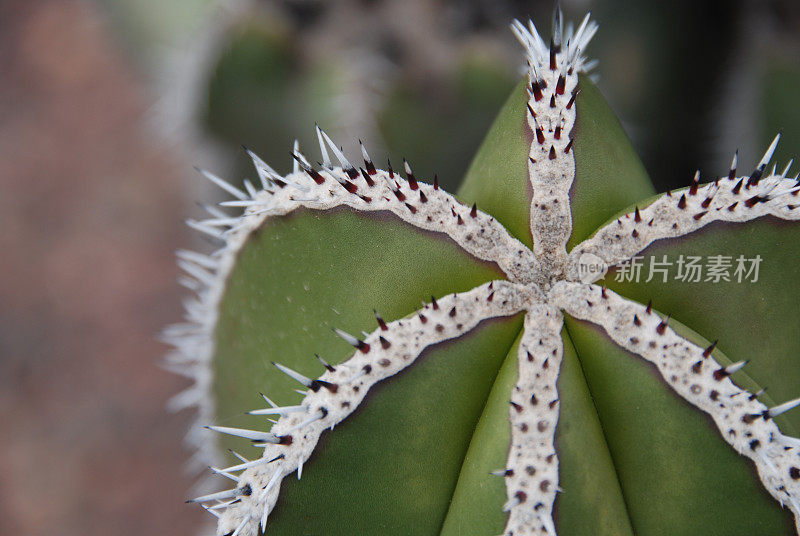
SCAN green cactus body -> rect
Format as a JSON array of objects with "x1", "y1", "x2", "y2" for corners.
[{"x1": 167, "y1": 10, "x2": 800, "y2": 536}]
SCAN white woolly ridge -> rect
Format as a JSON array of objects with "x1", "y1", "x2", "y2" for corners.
[
  {"x1": 550, "y1": 281, "x2": 800, "y2": 519},
  {"x1": 566, "y1": 135, "x2": 800, "y2": 282},
  {"x1": 165, "y1": 8, "x2": 800, "y2": 536},
  {"x1": 512, "y1": 11, "x2": 597, "y2": 276}
]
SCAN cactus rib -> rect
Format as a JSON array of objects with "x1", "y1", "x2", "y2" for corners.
[
  {"x1": 566, "y1": 135, "x2": 800, "y2": 282},
  {"x1": 503, "y1": 306, "x2": 565, "y2": 536},
  {"x1": 206, "y1": 281, "x2": 533, "y2": 535},
  {"x1": 166, "y1": 8, "x2": 800, "y2": 536},
  {"x1": 513, "y1": 12, "x2": 597, "y2": 275},
  {"x1": 551, "y1": 281, "x2": 800, "y2": 525}
]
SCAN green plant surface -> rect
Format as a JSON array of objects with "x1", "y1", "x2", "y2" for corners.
[
  {"x1": 458, "y1": 72, "x2": 797, "y2": 533},
  {"x1": 173, "y1": 11, "x2": 800, "y2": 536},
  {"x1": 213, "y1": 209, "x2": 523, "y2": 533},
  {"x1": 440, "y1": 330, "x2": 635, "y2": 536},
  {"x1": 564, "y1": 315, "x2": 794, "y2": 535}
]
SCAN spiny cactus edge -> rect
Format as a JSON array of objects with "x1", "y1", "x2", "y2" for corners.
[{"x1": 163, "y1": 10, "x2": 800, "y2": 536}]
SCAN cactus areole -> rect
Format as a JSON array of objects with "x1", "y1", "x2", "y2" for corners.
[{"x1": 166, "y1": 10, "x2": 800, "y2": 536}]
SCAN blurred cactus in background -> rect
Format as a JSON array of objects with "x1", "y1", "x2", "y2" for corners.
[{"x1": 98, "y1": 0, "x2": 800, "y2": 194}]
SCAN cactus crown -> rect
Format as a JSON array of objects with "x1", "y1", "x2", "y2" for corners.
[{"x1": 165, "y1": 9, "x2": 800, "y2": 536}]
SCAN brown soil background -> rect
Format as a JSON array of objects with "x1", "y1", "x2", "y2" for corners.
[{"x1": 0, "y1": 1, "x2": 201, "y2": 534}]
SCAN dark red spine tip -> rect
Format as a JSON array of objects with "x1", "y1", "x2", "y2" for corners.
[
  {"x1": 342, "y1": 180, "x2": 358, "y2": 194},
  {"x1": 548, "y1": 146, "x2": 556, "y2": 160},
  {"x1": 656, "y1": 316, "x2": 669, "y2": 335},
  {"x1": 306, "y1": 169, "x2": 324, "y2": 185},
  {"x1": 747, "y1": 167, "x2": 764, "y2": 188},
  {"x1": 470, "y1": 203, "x2": 478, "y2": 218},
  {"x1": 316, "y1": 354, "x2": 336, "y2": 372},
  {"x1": 314, "y1": 380, "x2": 338, "y2": 393},
  {"x1": 301, "y1": 164, "x2": 325, "y2": 185},
  {"x1": 375, "y1": 312, "x2": 388, "y2": 331},
  {"x1": 744, "y1": 195, "x2": 763, "y2": 208},
  {"x1": 677, "y1": 194, "x2": 687, "y2": 209},
  {"x1": 531, "y1": 81, "x2": 543, "y2": 102},
  {"x1": 556, "y1": 75, "x2": 566, "y2": 95},
  {"x1": 359, "y1": 167, "x2": 375, "y2": 187},
  {"x1": 566, "y1": 90, "x2": 579, "y2": 109},
  {"x1": 404, "y1": 161, "x2": 418, "y2": 190}
]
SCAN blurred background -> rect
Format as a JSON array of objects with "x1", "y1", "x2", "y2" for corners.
[{"x1": 0, "y1": 0, "x2": 798, "y2": 535}]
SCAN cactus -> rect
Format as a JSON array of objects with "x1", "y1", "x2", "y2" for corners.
[{"x1": 165, "y1": 9, "x2": 800, "y2": 536}]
